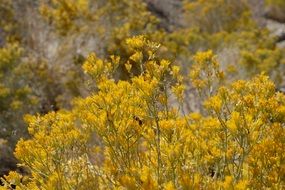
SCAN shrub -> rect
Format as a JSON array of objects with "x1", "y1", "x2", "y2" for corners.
[{"x1": 1, "y1": 37, "x2": 284, "y2": 189}]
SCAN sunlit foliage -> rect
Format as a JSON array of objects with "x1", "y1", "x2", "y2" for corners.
[
  {"x1": 166, "y1": 0, "x2": 285, "y2": 87},
  {"x1": 0, "y1": 43, "x2": 40, "y2": 145},
  {"x1": 40, "y1": 0, "x2": 162, "y2": 54},
  {"x1": 0, "y1": 0, "x2": 285, "y2": 189},
  {"x1": 2, "y1": 37, "x2": 284, "y2": 189}
]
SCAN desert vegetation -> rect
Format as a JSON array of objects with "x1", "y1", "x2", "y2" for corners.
[{"x1": 0, "y1": 0, "x2": 285, "y2": 189}]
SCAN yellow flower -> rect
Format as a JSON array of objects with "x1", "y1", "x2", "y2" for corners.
[
  {"x1": 130, "y1": 51, "x2": 143, "y2": 63},
  {"x1": 164, "y1": 181, "x2": 175, "y2": 190},
  {"x1": 204, "y1": 95, "x2": 222, "y2": 112},
  {"x1": 172, "y1": 84, "x2": 185, "y2": 102},
  {"x1": 126, "y1": 35, "x2": 145, "y2": 49},
  {"x1": 125, "y1": 61, "x2": 132, "y2": 73}
]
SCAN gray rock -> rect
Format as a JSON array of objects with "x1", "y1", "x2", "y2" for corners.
[{"x1": 143, "y1": 0, "x2": 184, "y2": 31}]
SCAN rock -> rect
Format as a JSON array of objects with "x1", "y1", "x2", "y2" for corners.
[
  {"x1": 266, "y1": 19, "x2": 285, "y2": 45},
  {"x1": 277, "y1": 40, "x2": 285, "y2": 48},
  {"x1": 143, "y1": 0, "x2": 184, "y2": 31}
]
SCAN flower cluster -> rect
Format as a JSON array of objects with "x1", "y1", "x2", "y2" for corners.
[{"x1": 1, "y1": 37, "x2": 285, "y2": 189}]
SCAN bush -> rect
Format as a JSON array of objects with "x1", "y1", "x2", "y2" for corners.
[{"x1": 1, "y1": 37, "x2": 284, "y2": 189}]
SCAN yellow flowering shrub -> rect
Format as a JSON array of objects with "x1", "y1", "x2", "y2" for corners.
[
  {"x1": 2, "y1": 37, "x2": 285, "y2": 189},
  {"x1": 40, "y1": 0, "x2": 162, "y2": 54},
  {"x1": 38, "y1": 0, "x2": 285, "y2": 89},
  {"x1": 266, "y1": 0, "x2": 285, "y2": 6},
  {"x1": 183, "y1": 0, "x2": 253, "y2": 33},
  {"x1": 39, "y1": 0, "x2": 285, "y2": 90},
  {"x1": 0, "y1": 0, "x2": 284, "y2": 188},
  {"x1": 0, "y1": 0, "x2": 20, "y2": 42},
  {"x1": 40, "y1": 0, "x2": 91, "y2": 34},
  {"x1": 188, "y1": 53, "x2": 285, "y2": 188},
  {"x1": 0, "y1": 42, "x2": 39, "y2": 145},
  {"x1": 39, "y1": 0, "x2": 166, "y2": 85},
  {"x1": 166, "y1": 0, "x2": 285, "y2": 88},
  {"x1": 204, "y1": 74, "x2": 285, "y2": 189},
  {"x1": 189, "y1": 50, "x2": 225, "y2": 95}
]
